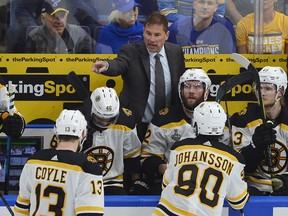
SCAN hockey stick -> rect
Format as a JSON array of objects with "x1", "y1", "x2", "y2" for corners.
[
  {"x1": 215, "y1": 71, "x2": 254, "y2": 103},
  {"x1": 0, "y1": 192, "x2": 14, "y2": 216},
  {"x1": 231, "y1": 53, "x2": 266, "y2": 120},
  {"x1": 231, "y1": 53, "x2": 274, "y2": 180},
  {"x1": 66, "y1": 71, "x2": 90, "y2": 100},
  {"x1": 4, "y1": 83, "x2": 17, "y2": 195},
  {"x1": 216, "y1": 72, "x2": 253, "y2": 148}
]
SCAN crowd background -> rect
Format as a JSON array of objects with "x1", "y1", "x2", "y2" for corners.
[
  {"x1": 0, "y1": 0, "x2": 288, "y2": 54},
  {"x1": 0, "y1": 0, "x2": 288, "y2": 201}
]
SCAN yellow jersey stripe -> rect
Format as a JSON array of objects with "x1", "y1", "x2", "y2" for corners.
[
  {"x1": 226, "y1": 188, "x2": 248, "y2": 201},
  {"x1": 75, "y1": 206, "x2": 104, "y2": 214},
  {"x1": 160, "y1": 197, "x2": 197, "y2": 216},
  {"x1": 161, "y1": 119, "x2": 188, "y2": 129},
  {"x1": 16, "y1": 195, "x2": 30, "y2": 205},
  {"x1": 14, "y1": 207, "x2": 29, "y2": 215},
  {"x1": 27, "y1": 159, "x2": 83, "y2": 172}
]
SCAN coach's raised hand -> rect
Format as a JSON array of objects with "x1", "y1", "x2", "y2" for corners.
[{"x1": 92, "y1": 61, "x2": 109, "y2": 74}]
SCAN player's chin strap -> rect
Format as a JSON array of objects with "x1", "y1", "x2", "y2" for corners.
[
  {"x1": 266, "y1": 91, "x2": 282, "y2": 114},
  {"x1": 78, "y1": 131, "x2": 87, "y2": 153},
  {"x1": 78, "y1": 141, "x2": 84, "y2": 152},
  {"x1": 183, "y1": 106, "x2": 194, "y2": 114}
]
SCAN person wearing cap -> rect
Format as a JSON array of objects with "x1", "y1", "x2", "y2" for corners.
[
  {"x1": 96, "y1": 0, "x2": 144, "y2": 54},
  {"x1": 24, "y1": 0, "x2": 95, "y2": 53}
]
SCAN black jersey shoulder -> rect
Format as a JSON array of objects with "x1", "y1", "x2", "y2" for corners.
[
  {"x1": 230, "y1": 103, "x2": 262, "y2": 128},
  {"x1": 115, "y1": 107, "x2": 137, "y2": 129},
  {"x1": 171, "y1": 137, "x2": 245, "y2": 164},
  {"x1": 151, "y1": 104, "x2": 189, "y2": 127},
  {"x1": 29, "y1": 149, "x2": 102, "y2": 176},
  {"x1": 274, "y1": 106, "x2": 288, "y2": 126},
  {"x1": 79, "y1": 99, "x2": 137, "y2": 130},
  {"x1": 77, "y1": 98, "x2": 92, "y2": 122}
]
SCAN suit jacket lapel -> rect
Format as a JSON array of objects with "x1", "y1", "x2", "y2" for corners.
[
  {"x1": 165, "y1": 43, "x2": 177, "y2": 91},
  {"x1": 139, "y1": 42, "x2": 150, "y2": 79}
]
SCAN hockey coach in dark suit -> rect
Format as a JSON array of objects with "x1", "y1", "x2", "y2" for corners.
[{"x1": 92, "y1": 11, "x2": 186, "y2": 141}]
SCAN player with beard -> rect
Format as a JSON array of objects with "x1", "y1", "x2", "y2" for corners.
[{"x1": 140, "y1": 68, "x2": 211, "y2": 194}]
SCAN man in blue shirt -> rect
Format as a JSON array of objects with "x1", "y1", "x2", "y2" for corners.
[
  {"x1": 168, "y1": 0, "x2": 236, "y2": 54},
  {"x1": 158, "y1": 0, "x2": 226, "y2": 23}
]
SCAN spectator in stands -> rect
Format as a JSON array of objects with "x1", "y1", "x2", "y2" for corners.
[
  {"x1": 92, "y1": 12, "x2": 185, "y2": 142},
  {"x1": 78, "y1": 87, "x2": 147, "y2": 195},
  {"x1": 6, "y1": 0, "x2": 44, "y2": 53},
  {"x1": 141, "y1": 68, "x2": 211, "y2": 194},
  {"x1": 14, "y1": 109, "x2": 104, "y2": 215},
  {"x1": 158, "y1": 0, "x2": 226, "y2": 24},
  {"x1": 229, "y1": 66, "x2": 288, "y2": 196},
  {"x1": 152, "y1": 101, "x2": 249, "y2": 215},
  {"x1": 96, "y1": 0, "x2": 144, "y2": 54},
  {"x1": 226, "y1": 0, "x2": 286, "y2": 25},
  {"x1": 168, "y1": 0, "x2": 236, "y2": 54},
  {"x1": 236, "y1": 0, "x2": 288, "y2": 54},
  {"x1": 136, "y1": 0, "x2": 158, "y2": 19},
  {"x1": 66, "y1": 0, "x2": 106, "y2": 39},
  {"x1": 24, "y1": 1, "x2": 94, "y2": 53}
]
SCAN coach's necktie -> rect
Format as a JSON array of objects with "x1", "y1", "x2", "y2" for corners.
[{"x1": 154, "y1": 53, "x2": 166, "y2": 113}]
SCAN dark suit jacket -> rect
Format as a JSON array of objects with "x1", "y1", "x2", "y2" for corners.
[{"x1": 103, "y1": 41, "x2": 185, "y2": 122}]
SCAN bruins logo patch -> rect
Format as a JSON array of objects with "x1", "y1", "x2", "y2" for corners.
[
  {"x1": 84, "y1": 146, "x2": 114, "y2": 176},
  {"x1": 159, "y1": 108, "x2": 169, "y2": 115},
  {"x1": 238, "y1": 108, "x2": 247, "y2": 116},
  {"x1": 260, "y1": 141, "x2": 288, "y2": 175},
  {"x1": 87, "y1": 156, "x2": 97, "y2": 163},
  {"x1": 122, "y1": 108, "x2": 132, "y2": 116}
]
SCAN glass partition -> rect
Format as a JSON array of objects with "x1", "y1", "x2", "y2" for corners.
[{"x1": 0, "y1": 0, "x2": 287, "y2": 54}]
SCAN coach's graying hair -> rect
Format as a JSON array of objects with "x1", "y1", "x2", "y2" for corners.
[{"x1": 144, "y1": 11, "x2": 169, "y2": 33}]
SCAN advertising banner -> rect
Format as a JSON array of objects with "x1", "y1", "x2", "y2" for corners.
[{"x1": 0, "y1": 54, "x2": 286, "y2": 123}]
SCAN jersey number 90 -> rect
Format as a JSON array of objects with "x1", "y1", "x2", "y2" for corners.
[{"x1": 174, "y1": 164, "x2": 223, "y2": 208}]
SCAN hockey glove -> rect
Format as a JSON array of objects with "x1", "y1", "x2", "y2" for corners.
[
  {"x1": 271, "y1": 174, "x2": 288, "y2": 196},
  {"x1": 128, "y1": 179, "x2": 150, "y2": 195},
  {"x1": 252, "y1": 123, "x2": 276, "y2": 151},
  {"x1": 1, "y1": 112, "x2": 25, "y2": 137}
]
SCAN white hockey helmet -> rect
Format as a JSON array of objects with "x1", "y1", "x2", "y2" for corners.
[
  {"x1": 259, "y1": 66, "x2": 287, "y2": 93},
  {"x1": 192, "y1": 101, "x2": 226, "y2": 136},
  {"x1": 178, "y1": 68, "x2": 211, "y2": 102},
  {"x1": 90, "y1": 87, "x2": 120, "y2": 128},
  {"x1": 54, "y1": 109, "x2": 87, "y2": 143}
]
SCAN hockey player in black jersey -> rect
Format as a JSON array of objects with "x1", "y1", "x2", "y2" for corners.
[
  {"x1": 229, "y1": 66, "x2": 288, "y2": 195},
  {"x1": 141, "y1": 68, "x2": 212, "y2": 194},
  {"x1": 15, "y1": 109, "x2": 104, "y2": 215}
]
